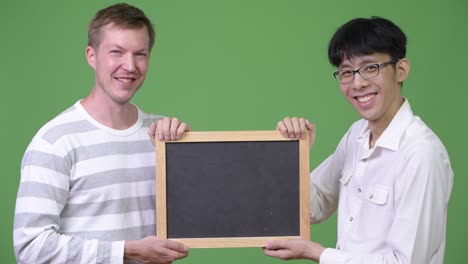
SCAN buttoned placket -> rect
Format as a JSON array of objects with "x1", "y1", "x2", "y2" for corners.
[{"x1": 342, "y1": 133, "x2": 375, "y2": 236}]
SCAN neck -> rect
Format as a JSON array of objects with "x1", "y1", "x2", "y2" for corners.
[
  {"x1": 368, "y1": 97, "x2": 404, "y2": 148},
  {"x1": 81, "y1": 89, "x2": 138, "y2": 130}
]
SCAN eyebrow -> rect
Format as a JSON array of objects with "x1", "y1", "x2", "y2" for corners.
[
  {"x1": 109, "y1": 45, "x2": 149, "y2": 53},
  {"x1": 109, "y1": 44, "x2": 125, "y2": 50},
  {"x1": 339, "y1": 58, "x2": 379, "y2": 69}
]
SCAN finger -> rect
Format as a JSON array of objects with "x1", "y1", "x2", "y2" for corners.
[
  {"x1": 167, "y1": 249, "x2": 188, "y2": 260},
  {"x1": 276, "y1": 120, "x2": 289, "y2": 139},
  {"x1": 162, "y1": 117, "x2": 171, "y2": 141},
  {"x1": 264, "y1": 241, "x2": 288, "y2": 250},
  {"x1": 305, "y1": 120, "x2": 316, "y2": 149},
  {"x1": 175, "y1": 123, "x2": 189, "y2": 140},
  {"x1": 305, "y1": 120, "x2": 315, "y2": 133},
  {"x1": 148, "y1": 122, "x2": 157, "y2": 145},
  {"x1": 151, "y1": 246, "x2": 178, "y2": 262},
  {"x1": 155, "y1": 119, "x2": 164, "y2": 140},
  {"x1": 263, "y1": 248, "x2": 291, "y2": 260},
  {"x1": 283, "y1": 117, "x2": 295, "y2": 139},
  {"x1": 164, "y1": 240, "x2": 190, "y2": 253},
  {"x1": 299, "y1": 118, "x2": 307, "y2": 139},
  {"x1": 170, "y1": 118, "x2": 180, "y2": 141},
  {"x1": 291, "y1": 117, "x2": 301, "y2": 139},
  {"x1": 156, "y1": 247, "x2": 188, "y2": 262}
]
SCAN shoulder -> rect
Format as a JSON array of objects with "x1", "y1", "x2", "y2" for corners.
[
  {"x1": 397, "y1": 116, "x2": 453, "y2": 198},
  {"x1": 26, "y1": 103, "x2": 93, "y2": 152},
  {"x1": 31, "y1": 104, "x2": 80, "y2": 140},
  {"x1": 401, "y1": 116, "x2": 450, "y2": 162},
  {"x1": 22, "y1": 104, "x2": 85, "y2": 168},
  {"x1": 135, "y1": 107, "x2": 165, "y2": 128}
]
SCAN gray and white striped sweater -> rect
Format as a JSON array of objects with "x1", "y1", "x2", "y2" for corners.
[{"x1": 14, "y1": 100, "x2": 162, "y2": 264}]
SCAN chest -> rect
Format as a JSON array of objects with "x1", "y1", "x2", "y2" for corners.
[{"x1": 337, "y1": 146, "x2": 402, "y2": 238}]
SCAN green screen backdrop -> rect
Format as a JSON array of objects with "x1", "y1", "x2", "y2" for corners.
[{"x1": 1, "y1": 0, "x2": 467, "y2": 263}]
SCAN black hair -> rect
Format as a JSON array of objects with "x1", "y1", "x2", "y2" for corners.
[{"x1": 328, "y1": 17, "x2": 407, "y2": 67}]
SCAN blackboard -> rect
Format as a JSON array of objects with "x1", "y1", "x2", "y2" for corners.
[{"x1": 155, "y1": 131, "x2": 310, "y2": 248}]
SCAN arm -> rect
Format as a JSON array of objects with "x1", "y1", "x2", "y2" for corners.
[
  {"x1": 15, "y1": 185, "x2": 188, "y2": 264},
  {"x1": 265, "y1": 131, "x2": 453, "y2": 263},
  {"x1": 276, "y1": 116, "x2": 342, "y2": 223},
  {"x1": 319, "y1": 144, "x2": 453, "y2": 263},
  {"x1": 15, "y1": 118, "x2": 191, "y2": 263},
  {"x1": 14, "y1": 140, "x2": 125, "y2": 263},
  {"x1": 265, "y1": 117, "x2": 341, "y2": 262}
]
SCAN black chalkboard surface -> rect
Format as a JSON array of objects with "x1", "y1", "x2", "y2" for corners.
[{"x1": 156, "y1": 131, "x2": 310, "y2": 248}]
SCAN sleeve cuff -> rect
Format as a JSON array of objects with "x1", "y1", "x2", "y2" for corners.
[
  {"x1": 111, "y1": 240, "x2": 125, "y2": 264},
  {"x1": 319, "y1": 248, "x2": 349, "y2": 264}
]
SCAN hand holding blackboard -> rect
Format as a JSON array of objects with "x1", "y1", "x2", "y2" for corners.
[{"x1": 276, "y1": 117, "x2": 315, "y2": 150}]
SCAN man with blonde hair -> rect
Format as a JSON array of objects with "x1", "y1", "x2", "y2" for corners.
[{"x1": 14, "y1": 3, "x2": 190, "y2": 263}]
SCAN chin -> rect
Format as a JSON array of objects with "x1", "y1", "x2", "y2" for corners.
[{"x1": 356, "y1": 109, "x2": 377, "y2": 121}]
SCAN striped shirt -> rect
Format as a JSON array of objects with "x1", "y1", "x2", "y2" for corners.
[{"x1": 14, "y1": 101, "x2": 162, "y2": 264}]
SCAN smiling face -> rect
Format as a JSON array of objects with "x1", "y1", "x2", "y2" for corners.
[
  {"x1": 86, "y1": 24, "x2": 150, "y2": 105},
  {"x1": 338, "y1": 53, "x2": 410, "y2": 132}
]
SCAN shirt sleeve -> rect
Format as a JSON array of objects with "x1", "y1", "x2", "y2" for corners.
[
  {"x1": 318, "y1": 142, "x2": 453, "y2": 264},
  {"x1": 309, "y1": 129, "x2": 350, "y2": 224},
  {"x1": 13, "y1": 139, "x2": 125, "y2": 264}
]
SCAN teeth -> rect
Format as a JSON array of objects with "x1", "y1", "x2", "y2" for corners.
[
  {"x1": 357, "y1": 94, "x2": 375, "y2": 103},
  {"x1": 116, "y1": 77, "x2": 134, "y2": 83}
]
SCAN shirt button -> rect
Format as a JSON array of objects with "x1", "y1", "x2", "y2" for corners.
[
  {"x1": 362, "y1": 158, "x2": 367, "y2": 162},
  {"x1": 349, "y1": 216, "x2": 354, "y2": 222},
  {"x1": 337, "y1": 245, "x2": 341, "y2": 250},
  {"x1": 357, "y1": 188, "x2": 361, "y2": 193},
  {"x1": 369, "y1": 194, "x2": 374, "y2": 199}
]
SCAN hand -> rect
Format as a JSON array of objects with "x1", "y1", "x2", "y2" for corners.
[
  {"x1": 263, "y1": 239, "x2": 324, "y2": 262},
  {"x1": 148, "y1": 117, "x2": 191, "y2": 145},
  {"x1": 124, "y1": 236, "x2": 189, "y2": 264},
  {"x1": 276, "y1": 117, "x2": 316, "y2": 149}
]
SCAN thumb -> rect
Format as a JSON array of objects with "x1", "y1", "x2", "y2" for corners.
[
  {"x1": 148, "y1": 122, "x2": 157, "y2": 146},
  {"x1": 305, "y1": 120, "x2": 316, "y2": 149}
]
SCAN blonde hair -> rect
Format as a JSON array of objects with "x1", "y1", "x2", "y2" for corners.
[{"x1": 88, "y1": 3, "x2": 155, "y2": 50}]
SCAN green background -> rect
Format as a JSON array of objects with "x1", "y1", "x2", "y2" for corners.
[{"x1": 1, "y1": 0, "x2": 467, "y2": 263}]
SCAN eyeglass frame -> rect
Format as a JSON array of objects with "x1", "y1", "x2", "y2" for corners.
[{"x1": 333, "y1": 59, "x2": 400, "y2": 84}]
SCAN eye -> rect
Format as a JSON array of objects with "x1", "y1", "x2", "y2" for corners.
[
  {"x1": 136, "y1": 52, "x2": 148, "y2": 58},
  {"x1": 340, "y1": 70, "x2": 353, "y2": 77},
  {"x1": 363, "y1": 64, "x2": 378, "y2": 73},
  {"x1": 110, "y1": 50, "x2": 122, "y2": 55}
]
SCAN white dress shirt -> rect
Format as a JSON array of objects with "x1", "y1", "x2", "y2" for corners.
[{"x1": 310, "y1": 99, "x2": 453, "y2": 264}]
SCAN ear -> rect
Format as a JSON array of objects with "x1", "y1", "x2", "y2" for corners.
[
  {"x1": 86, "y1": 46, "x2": 97, "y2": 70},
  {"x1": 396, "y1": 58, "x2": 410, "y2": 83}
]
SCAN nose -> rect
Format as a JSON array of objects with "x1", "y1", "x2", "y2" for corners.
[
  {"x1": 351, "y1": 72, "x2": 370, "y2": 89},
  {"x1": 122, "y1": 54, "x2": 136, "y2": 72}
]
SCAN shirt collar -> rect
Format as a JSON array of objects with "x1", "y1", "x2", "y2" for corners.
[{"x1": 358, "y1": 98, "x2": 414, "y2": 151}]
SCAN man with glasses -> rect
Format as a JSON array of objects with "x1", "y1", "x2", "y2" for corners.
[{"x1": 264, "y1": 17, "x2": 453, "y2": 263}]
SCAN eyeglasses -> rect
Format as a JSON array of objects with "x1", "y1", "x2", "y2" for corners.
[{"x1": 333, "y1": 59, "x2": 400, "y2": 84}]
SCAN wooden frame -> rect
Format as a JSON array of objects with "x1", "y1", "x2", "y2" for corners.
[{"x1": 156, "y1": 130, "x2": 310, "y2": 248}]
